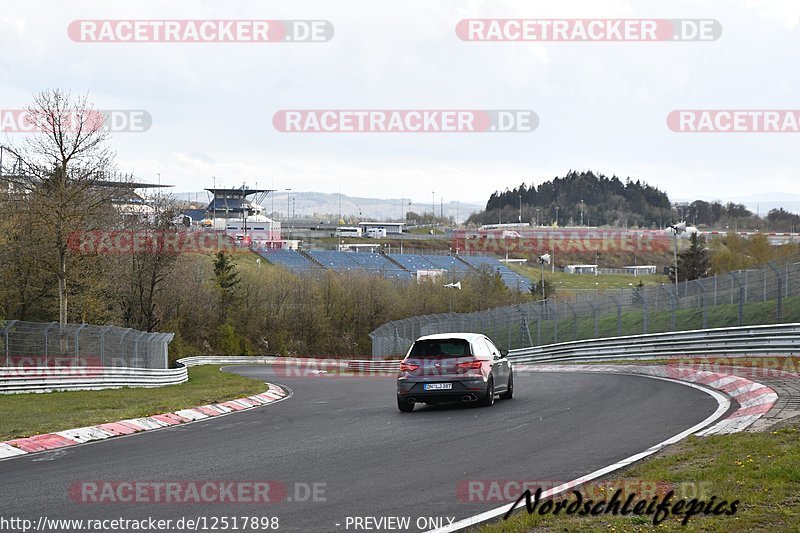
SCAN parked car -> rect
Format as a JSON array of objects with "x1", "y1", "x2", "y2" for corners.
[{"x1": 396, "y1": 333, "x2": 513, "y2": 412}]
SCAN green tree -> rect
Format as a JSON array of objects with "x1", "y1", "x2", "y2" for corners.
[
  {"x1": 530, "y1": 277, "x2": 556, "y2": 301},
  {"x1": 670, "y1": 233, "x2": 709, "y2": 282},
  {"x1": 213, "y1": 250, "x2": 240, "y2": 321}
]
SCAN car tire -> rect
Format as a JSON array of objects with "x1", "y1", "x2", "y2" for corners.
[
  {"x1": 479, "y1": 376, "x2": 495, "y2": 407},
  {"x1": 499, "y1": 372, "x2": 513, "y2": 400},
  {"x1": 397, "y1": 395, "x2": 414, "y2": 412}
]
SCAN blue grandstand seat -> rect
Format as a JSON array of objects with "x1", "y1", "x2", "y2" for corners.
[
  {"x1": 459, "y1": 256, "x2": 532, "y2": 292},
  {"x1": 259, "y1": 249, "x2": 319, "y2": 272}
]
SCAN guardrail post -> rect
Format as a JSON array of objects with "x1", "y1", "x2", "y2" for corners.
[
  {"x1": 99, "y1": 325, "x2": 114, "y2": 367},
  {"x1": 2, "y1": 320, "x2": 18, "y2": 367},
  {"x1": 642, "y1": 286, "x2": 649, "y2": 334},
  {"x1": 551, "y1": 300, "x2": 559, "y2": 343},
  {"x1": 74, "y1": 323, "x2": 88, "y2": 364},
  {"x1": 118, "y1": 329, "x2": 131, "y2": 367},
  {"x1": 729, "y1": 272, "x2": 744, "y2": 326},
  {"x1": 532, "y1": 304, "x2": 541, "y2": 346},
  {"x1": 672, "y1": 285, "x2": 679, "y2": 330},
  {"x1": 391, "y1": 324, "x2": 400, "y2": 357},
  {"x1": 506, "y1": 309, "x2": 512, "y2": 349},
  {"x1": 695, "y1": 282, "x2": 708, "y2": 329},
  {"x1": 518, "y1": 306, "x2": 533, "y2": 348},
  {"x1": 566, "y1": 302, "x2": 578, "y2": 340},
  {"x1": 659, "y1": 285, "x2": 676, "y2": 331},
  {"x1": 609, "y1": 295, "x2": 622, "y2": 337},
  {"x1": 786, "y1": 263, "x2": 791, "y2": 298},
  {"x1": 43, "y1": 322, "x2": 56, "y2": 366},
  {"x1": 133, "y1": 331, "x2": 147, "y2": 367},
  {"x1": 767, "y1": 262, "x2": 783, "y2": 322},
  {"x1": 713, "y1": 274, "x2": 718, "y2": 306}
]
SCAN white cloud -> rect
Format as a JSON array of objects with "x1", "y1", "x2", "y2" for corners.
[{"x1": 0, "y1": 0, "x2": 797, "y2": 207}]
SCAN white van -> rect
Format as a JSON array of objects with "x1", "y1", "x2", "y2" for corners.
[
  {"x1": 366, "y1": 227, "x2": 387, "y2": 239},
  {"x1": 335, "y1": 226, "x2": 363, "y2": 238}
]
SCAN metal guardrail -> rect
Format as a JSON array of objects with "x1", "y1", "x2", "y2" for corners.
[
  {"x1": 348, "y1": 324, "x2": 800, "y2": 371},
  {"x1": 6, "y1": 323, "x2": 794, "y2": 394},
  {"x1": 0, "y1": 366, "x2": 188, "y2": 394},
  {"x1": 347, "y1": 361, "x2": 402, "y2": 372},
  {"x1": 0, "y1": 356, "x2": 388, "y2": 393},
  {"x1": 508, "y1": 323, "x2": 800, "y2": 363}
]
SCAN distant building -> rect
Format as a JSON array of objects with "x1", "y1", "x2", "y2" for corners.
[
  {"x1": 623, "y1": 265, "x2": 658, "y2": 276},
  {"x1": 358, "y1": 221, "x2": 405, "y2": 235},
  {"x1": 564, "y1": 264, "x2": 598, "y2": 275}
]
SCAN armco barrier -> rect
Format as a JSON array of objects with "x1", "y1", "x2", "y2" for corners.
[
  {"x1": 0, "y1": 356, "x2": 394, "y2": 394},
  {"x1": 0, "y1": 366, "x2": 188, "y2": 394},
  {"x1": 508, "y1": 323, "x2": 800, "y2": 363},
  {"x1": 6, "y1": 323, "x2": 794, "y2": 394}
]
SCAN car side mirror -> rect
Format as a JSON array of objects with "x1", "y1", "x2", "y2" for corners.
[{"x1": 500, "y1": 349, "x2": 509, "y2": 358}]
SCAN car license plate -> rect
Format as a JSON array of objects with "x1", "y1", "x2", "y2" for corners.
[{"x1": 424, "y1": 383, "x2": 452, "y2": 391}]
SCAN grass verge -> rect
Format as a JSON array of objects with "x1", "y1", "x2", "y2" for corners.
[
  {"x1": 508, "y1": 264, "x2": 666, "y2": 290},
  {"x1": 479, "y1": 424, "x2": 800, "y2": 532},
  {"x1": 0, "y1": 366, "x2": 267, "y2": 441}
]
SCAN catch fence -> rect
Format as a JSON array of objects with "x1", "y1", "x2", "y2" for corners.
[{"x1": 369, "y1": 259, "x2": 800, "y2": 358}]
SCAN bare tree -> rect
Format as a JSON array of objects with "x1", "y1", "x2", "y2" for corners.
[
  {"x1": 114, "y1": 193, "x2": 181, "y2": 332},
  {"x1": 1, "y1": 89, "x2": 120, "y2": 325}
]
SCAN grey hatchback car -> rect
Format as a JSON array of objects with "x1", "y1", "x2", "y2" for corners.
[{"x1": 396, "y1": 333, "x2": 513, "y2": 412}]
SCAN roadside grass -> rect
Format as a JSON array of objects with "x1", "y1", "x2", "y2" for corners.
[
  {"x1": 407, "y1": 227, "x2": 446, "y2": 235},
  {"x1": 508, "y1": 264, "x2": 666, "y2": 290},
  {"x1": 0, "y1": 366, "x2": 267, "y2": 441},
  {"x1": 478, "y1": 425, "x2": 800, "y2": 532}
]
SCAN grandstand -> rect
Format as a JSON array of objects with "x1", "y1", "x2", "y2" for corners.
[
  {"x1": 308, "y1": 251, "x2": 412, "y2": 280},
  {"x1": 458, "y1": 256, "x2": 532, "y2": 292},
  {"x1": 260, "y1": 250, "x2": 531, "y2": 290},
  {"x1": 258, "y1": 249, "x2": 320, "y2": 271}
]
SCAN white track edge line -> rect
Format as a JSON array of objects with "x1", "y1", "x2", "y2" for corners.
[
  {"x1": 425, "y1": 374, "x2": 731, "y2": 533},
  {"x1": 0, "y1": 382, "x2": 294, "y2": 463}
]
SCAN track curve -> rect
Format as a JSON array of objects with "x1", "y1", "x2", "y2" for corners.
[{"x1": 0, "y1": 366, "x2": 720, "y2": 532}]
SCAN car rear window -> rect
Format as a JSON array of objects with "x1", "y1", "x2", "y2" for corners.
[{"x1": 409, "y1": 339, "x2": 472, "y2": 358}]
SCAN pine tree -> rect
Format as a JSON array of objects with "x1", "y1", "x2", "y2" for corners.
[
  {"x1": 213, "y1": 251, "x2": 240, "y2": 321},
  {"x1": 670, "y1": 233, "x2": 709, "y2": 282},
  {"x1": 213, "y1": 251, "x2": 240, "y2": 291}
]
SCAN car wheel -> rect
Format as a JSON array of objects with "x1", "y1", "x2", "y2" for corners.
[
  {"x1": 479, "y1": 376, "x2": 495, "y2": 407},
  {"x1": 397, "y1": 395, "x2": 414, "y2": 412},
  {"x1": 499, "y1": 372, "x2": 513, "y2": 400}
]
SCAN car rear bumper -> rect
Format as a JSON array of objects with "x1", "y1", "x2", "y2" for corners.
[{"x1": 397, "y1": 378, "x2": 487, "y2": 403}]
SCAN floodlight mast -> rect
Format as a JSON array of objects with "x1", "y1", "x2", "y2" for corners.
[
  {"x1": 668, "y1": 222, "x2": 687, "y2": 288},
  {"x1": 538, "y1": 253, "x2": 551, "y2": 300}
]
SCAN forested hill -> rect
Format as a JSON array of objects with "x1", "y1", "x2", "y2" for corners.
[{"x1": 467, "y1": 170, "x2": 673, "y2": 228}]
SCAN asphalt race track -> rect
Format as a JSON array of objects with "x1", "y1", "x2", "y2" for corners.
[{"x1": 0, "y1": 367, "x2": 720, "y2": 532}]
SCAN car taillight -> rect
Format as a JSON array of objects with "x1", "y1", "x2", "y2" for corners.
[
  {"x1": 400, "y1": 362, "x2": 419, "y2": 372},
  {"x1": 456, "y1": 361, "x2": 483, "y2": 370}
]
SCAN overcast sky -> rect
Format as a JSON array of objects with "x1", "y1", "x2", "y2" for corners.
[{"x1": 1, "y1": 0, "x2": 798, "y2": 206}]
